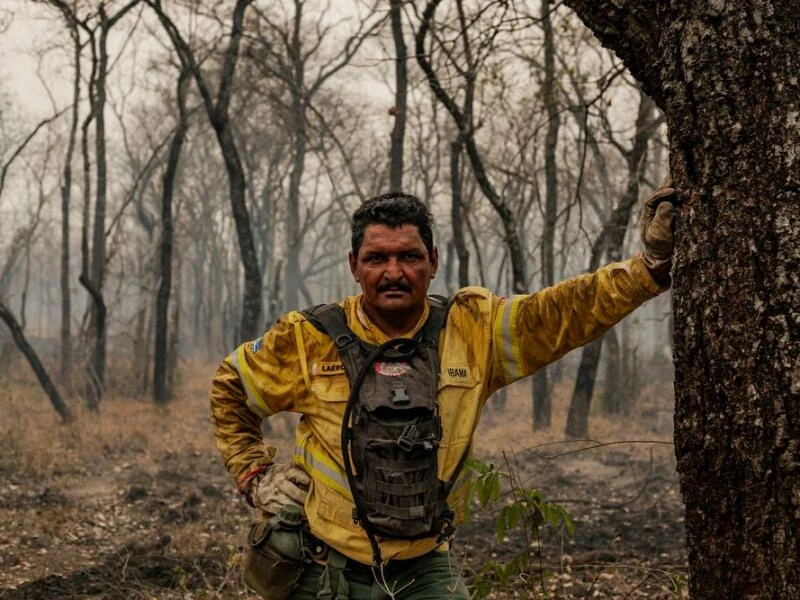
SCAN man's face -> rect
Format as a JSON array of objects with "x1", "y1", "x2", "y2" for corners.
[{"x1": 349, "y1": 223, "x2": 438, "y2": 329}]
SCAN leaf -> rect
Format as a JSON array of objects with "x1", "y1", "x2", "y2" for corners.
[
  {"x1": 465, "y1": 458, "x2": 491, "y2": 476},
  {"x1": 488, "y1": 472, "x2": 500, "y2": 503},
  {"x1": 496, "y1": 506, "x2": 507, "y2": 541},
  {"x1": 476, "y1": 474, "x2": 492, "y2": 507}
]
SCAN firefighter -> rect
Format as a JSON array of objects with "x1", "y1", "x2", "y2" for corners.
[{"x1": 210, "y1": 185, "x2": 676, "y2": 599}]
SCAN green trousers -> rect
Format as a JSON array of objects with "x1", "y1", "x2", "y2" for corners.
[{"x1": 288, "y1": 550, "x2": 469, "y2": 600}]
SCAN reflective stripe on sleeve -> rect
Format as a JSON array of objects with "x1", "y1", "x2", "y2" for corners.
[
  {"x1": 495, "y1": 295, "x2": 525, "y2": 384},
  {"x1": 294, "y1": 444, "x2": 352, "y2": 500},
  {"x1": 293, "y1": 322, "x2": 312, "y2": 389},
  {"x1": 229, "y1": 348, "x2": 272, "y2": 418}
]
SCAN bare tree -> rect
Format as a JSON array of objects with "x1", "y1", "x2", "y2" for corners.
[
  {"x1": 153, "y1": 65, "x2": 191, "y2": 405},
  {"x1": 148, "y1": 0, "x2": 262, "y2": 342},
  {"x1": 0, "y1": 114, "x2": 71, "y2": 423},
  {"x1": 40, "y1": 0, "x2": 85, "y2": 381},
  {"x1": 248, "y1": 0, "x2": 385, "y2": 311},
  {"x1": 531, "y1": 0, "x2": 560, "y2": 430},
  {"x1": 416, "y1": 0, "x2": 528, "y2": 294},
  {"x1": 565, "y1": 88, "x2": 661, "y2": 438},
  {"x1": 388, "y1": 0, "x2": 407, "y2": 191},
  {"x1": 0, "y1": 302, "x2": 72, "y2": 422},
  {"x1": 53, "y1": 0, "x2": 142, "y2": 409}
]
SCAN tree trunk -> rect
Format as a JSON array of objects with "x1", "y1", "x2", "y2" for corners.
[
  {"x1": 59, "y1": 16, "x2": 81, "y2": 381},
  {"x1": 532, "y1": 0, "x2": 560, "y2": 431},
  {"x1": 565, "y1": 90, "x2": 657, "y2": 437},
  {"x1": 601, "y1": 325, "x2": 622, "y2": 413},
  {"x1": 449, "y1": 136, "x2": 470, "y2": 288},
  {"x1": 565, "y1": 338, "x2": 602, "y2": 438},
  {"x1": 82, "y1": 12, "x2": 110, "y2": 410},
  {"x1": 81, "y1": 0, "x2": 140, "y2": 408},
  {"x1": 388, "y1": 0, "x2": 407, "y2": 192},
  {"x1": 0, "y1": 301, "x2": 72, "y2": 423},
  {"x1": 620, "y1": 316, "x2": 638, "y2": 412},
  {"x1": 132, "y1": 302, "x2": 147, "y2": 389},
  {"x1": 167, "y1": 248, "x2": 181, "y2": 397},
  {"x1": 216, "y1": 112, "x2": 262, "y2": 342},
  {"x1": 284, "y1": 26, "x2": 307, "y2": 312},
  {"x1": 416, "y1": 0, "x2": 527, "y2": 295},
  {"x1": 153, "y1": 68, "x2": 189, "y2": 405},
  {"x1": 79, "y1": 43, "x2": 96, "y2": 401},
  {"x1": 564, "y1": 2, "x2": 800, "y2": 596}
]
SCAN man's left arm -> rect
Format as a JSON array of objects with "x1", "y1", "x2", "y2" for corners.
[{"x1": 492, "y1": 182, "x2": 676, "y2": 385}]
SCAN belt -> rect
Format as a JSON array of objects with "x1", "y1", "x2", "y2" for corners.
[
  {"x1": 342, "y1": 551, "x2": 432, "y2": 584},
  {"x1": 303, "y1": 527, "x2": 436, "y2": 584}
]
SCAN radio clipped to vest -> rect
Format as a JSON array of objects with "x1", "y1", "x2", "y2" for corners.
[{"x1": 303, "y1": 296, "x2": 468, "y2": 566}]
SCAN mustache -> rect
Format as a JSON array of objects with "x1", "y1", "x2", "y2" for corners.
[{"x1": 377, "y1": 280, "x2": 412, "y2": 293}]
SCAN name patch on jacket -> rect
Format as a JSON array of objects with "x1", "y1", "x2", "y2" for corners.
[
  {"x1": 440, "y1": 365, "x2": 474, "y2": 387},
  {"x1": 313, "y1": 361, "x2": 345, "y2": 376}
]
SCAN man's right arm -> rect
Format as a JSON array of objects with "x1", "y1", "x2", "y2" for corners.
[
  {"x1": 209, "y1": 316, "x2": 304, "y2": 494},
  {"x1": 210, "y1": 359, "x2": 277, "y2": 493}
]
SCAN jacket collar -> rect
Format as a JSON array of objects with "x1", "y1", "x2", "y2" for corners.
[{"x1": 346, "y1": 295, "x2": 430, "y2": 345}]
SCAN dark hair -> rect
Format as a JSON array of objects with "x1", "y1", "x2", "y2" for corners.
[{"x1": 351, "y1": 192, "x2": 434, "y2": 257}]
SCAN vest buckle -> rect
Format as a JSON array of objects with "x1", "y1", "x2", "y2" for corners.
[{"x1": 397, "y1": 422, "x2": 419, "y2": 451}]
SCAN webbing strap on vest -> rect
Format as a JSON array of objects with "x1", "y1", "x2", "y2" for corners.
[{"x1": 303, "y1": 295, "x2": 449, "y2": 352}]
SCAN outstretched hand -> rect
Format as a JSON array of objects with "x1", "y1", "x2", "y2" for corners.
[{"x1": 640, "y1": 179, "x2": 677, "y2": 280}]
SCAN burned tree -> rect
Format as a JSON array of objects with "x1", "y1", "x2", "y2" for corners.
[{"x1": 565, "y1": 2, "x2": 800, "y2": 597}]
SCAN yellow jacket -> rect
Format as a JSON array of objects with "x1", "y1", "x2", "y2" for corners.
[{"x1": 210, "y1": 256, "x2": 666, "y2": 564}]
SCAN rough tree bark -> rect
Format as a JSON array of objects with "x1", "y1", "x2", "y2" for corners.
[{"x1": 564, "y1": 1, "x2": 800, "y2": 596}]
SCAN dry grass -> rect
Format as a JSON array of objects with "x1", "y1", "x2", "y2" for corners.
[
  {"x1": 1, "y1": 359, "x2": 239, "y2": 478},
  {"x1": 0, "y1": 355, "x2": 682, "y2": 599},
  {"x1": 474, "y1": 378, "x2": 676, "y2": 466},
  {"x1": 0, "y1": 357, "x2": 265, "y2": 597},
  {"x1": 0, "y1": 353, "x2": 675, "y2": 479}
]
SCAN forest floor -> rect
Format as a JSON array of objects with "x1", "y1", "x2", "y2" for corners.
[{"x1": 0, "y1": 359, "x2": 686, "y2": 599}]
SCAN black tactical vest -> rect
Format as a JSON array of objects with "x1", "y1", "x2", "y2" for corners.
[{"x1": 302, "y1": 296, "x2": 467, "y2": 565}]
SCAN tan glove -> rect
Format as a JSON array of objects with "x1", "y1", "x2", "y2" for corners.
[
  {"x1": 640, "y1": 178, "x2": 677, "y2": 278},
  {"x1": 249, "y1": 463, "x2": 311, "y2": 515}
]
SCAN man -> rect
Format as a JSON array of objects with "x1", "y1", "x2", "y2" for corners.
[{"x1": 210, "y1": 186, "x2": 676, "y2": 599}]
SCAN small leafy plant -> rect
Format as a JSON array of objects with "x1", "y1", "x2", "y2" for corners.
[{"x1": 464, "y1": 457, "x2": 575, "y2": 599}]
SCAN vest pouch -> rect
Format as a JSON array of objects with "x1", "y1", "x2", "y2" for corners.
[
  {"x1": 243, "y1": 505, "x2": 307, "y2": 600},
  {"x1": 354, "y1": 404, "x2": 442, "y2": 539}
]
